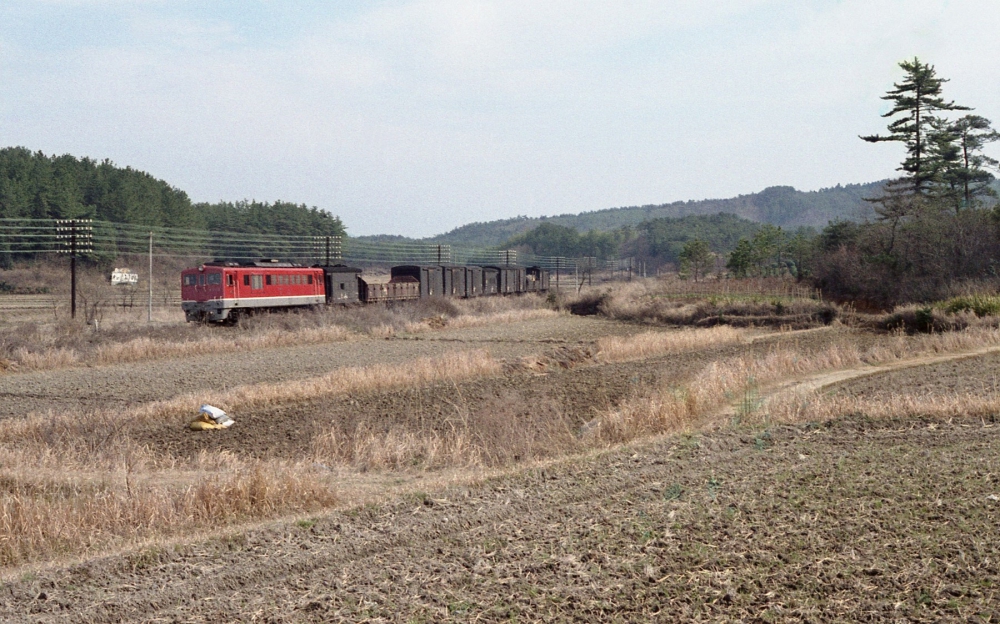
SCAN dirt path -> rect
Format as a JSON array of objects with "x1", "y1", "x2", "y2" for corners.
[{"x1": 715, "y1": 342, "x2": 1000, "y2": 421}]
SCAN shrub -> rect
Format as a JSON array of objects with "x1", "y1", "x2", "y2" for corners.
[{"x1": 940, "y1": 294, "x2": 1000, "y2": 317}]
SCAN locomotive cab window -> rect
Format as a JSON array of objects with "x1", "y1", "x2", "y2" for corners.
[
  {"x1": 183, "y1": 275, "x2": 197, "y2": 286},
  {"x1": 207, "y1": 273, "x2": 222, "y2": 285},
  {"x1": 227, "y1": 274, "x2": 234, "y2": 286}
]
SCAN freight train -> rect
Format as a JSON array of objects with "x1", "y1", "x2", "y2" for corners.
[{"x1": 181, "y1": 260, "x2": 551, "y2": 323}]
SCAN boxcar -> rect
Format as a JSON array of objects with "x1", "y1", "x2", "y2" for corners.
[
  {"x1": 486, "y1": 266, "x2": 526, "y2": 295},
  {"x1": 465, "y1": 266, "x2": 483, "y2": 297},
  {"x1": 481, "y1": 267, "x2": 499, "y2": 295},
  {"x1": 323, "y1": 265, "x2": 362, "y2": 304},
  {"x1": 391, "y1": 265, "x2": 444, "y2": 298},
  {"x1": 526, "y1": 266, "x2": 550, "y2": 292},
  {"x1": 441, "y1": 265, "x2": 469, "y2": 298}
]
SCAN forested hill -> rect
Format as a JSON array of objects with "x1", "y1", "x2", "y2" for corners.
[
  {"x1": 0, "y1": 147, "x2": 344, "y2": 237},
  {"x1": 423, "y1": 182, "x2": 883, "y2": 247}
]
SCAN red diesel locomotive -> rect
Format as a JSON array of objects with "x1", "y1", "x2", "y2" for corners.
[{"x1": 182, "y1": 260, "x2": 326, "y2": 322}]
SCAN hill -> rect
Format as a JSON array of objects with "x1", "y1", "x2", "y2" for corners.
[
  {"x1": 506, "y1": 213, "x2": 764, "y2": 262},
  {"x1": 412, "y1": 182, "x2": 883, "y2": 248}
]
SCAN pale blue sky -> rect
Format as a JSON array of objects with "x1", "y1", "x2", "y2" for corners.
[{"x1": 2, "y1": 1, "x2": 998, "y2": 236}]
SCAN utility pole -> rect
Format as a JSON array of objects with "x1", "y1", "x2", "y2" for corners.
[
  {"x1": 148, "y1": 231, "x2": 153, "y2": 322},
  {"x1": 312, "y1": 235, "x2": 335, "y2": 265},
  {"x1": 56, "y1": 219, "x2": 93, "y2": 319},
  {"x1": 555, "y1": 257, "x2": 561, "y2": 292}
]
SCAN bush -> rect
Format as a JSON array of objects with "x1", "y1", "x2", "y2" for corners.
[
  {"x1": 940, "y1": 294, "x2": 1000, "y2": 317},
  {"x1": 879, "y1": 305, "x2": 980, "y2": 333},
  {"x1": 567, "y1": 292, "x2": 610, "y2": 316}
]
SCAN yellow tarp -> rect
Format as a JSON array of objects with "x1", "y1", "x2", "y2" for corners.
[{"x1": 189, "y1": 413, "x2": 227, "y2": 431}]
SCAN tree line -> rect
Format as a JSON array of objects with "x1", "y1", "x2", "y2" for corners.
[{"x1": 0, "y1": 147, "x2": 345, "y2": 240}]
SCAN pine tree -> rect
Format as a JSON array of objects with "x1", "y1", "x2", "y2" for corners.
[
  {"x1": 678, "y1": 239, "x2": 713, "y2": 281},
  {"x1": 861, "y1": 57, "x2": 970, "y2": 195},
  {"x1": 951, "y1": 115, "x2": 1000, "y2": 210}
]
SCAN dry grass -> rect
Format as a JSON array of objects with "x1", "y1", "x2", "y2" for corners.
[
  {"x1": 595, "y1": 326, "x2": 748, "y2": 362},
  {"x1": 0, "y1": 461, "x2": 336, "y2": 567},
  {"x1": 12, "y1": 325, "x2": 357, "y2": 371},
  {"x1": 411, "y1": 307, "x2": 560, "y2": 332},
  {"x1": 0, "y1": 348, "x2": 500, "y2": 566},
  {"x1": 0, "y1": 349, "x2": 502, "y2": 472},
  {"x1": 586, "y1": 326, "x2": 1000, "y2": 445},
  {"x1": 151, "y1": 348, "x2": 501, "y2": 420},
  {"x1": 648, "y1": 273, "x2": 822, "y2": 299},
  {"x1": 310, "y1": 388, "x2": 586, "y2": 471},
  {"x1": 765, "y1": 389, "x2": 1000, "y2": 428},
  {"x1": 561, "y1": 279, "x2": 838, "y2": 329}
]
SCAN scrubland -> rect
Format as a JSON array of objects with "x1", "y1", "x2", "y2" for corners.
[{"x1": 2, "y1": 276, "x2": 1000, "y2": 621}]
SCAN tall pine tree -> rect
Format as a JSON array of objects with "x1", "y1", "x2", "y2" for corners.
[{"x1": 861, "y1": 57, "x2": 969, "y2": 195}]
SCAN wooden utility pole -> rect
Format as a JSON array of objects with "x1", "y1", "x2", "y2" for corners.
[
  {"x1": 148, "y1": 231, "x2": 153, "y2": 322},
  {"x1": 56, "y1": 219, "x2": 92, "y2": 319}
]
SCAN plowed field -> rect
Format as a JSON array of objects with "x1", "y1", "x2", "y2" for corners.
[
  {"x1": 5, "y1": 416, "x2": 1000, "y2": 622},
  {"x1": 1, "y1": 314, "x2": 999, "y2": 622}
]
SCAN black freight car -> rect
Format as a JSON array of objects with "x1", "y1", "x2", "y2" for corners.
[
  {"x1": 481, "y1": 267, "x2": 499, "y2": 295},
  {"x1": 465, "y1": 266, "x2": 483, "y2": 297},
  {"x1": 526, "y1": 266, "x2": 550, "y2": 292},
  {"x1": 485, "y1": 265, "x2": 527, "y2": 294},
  {"x1": 441, "y1": 265, "x2": 469, "y2": 298},
  {"x1": 391, "y1": 265, "x2": 445, "y2": 298},
  {"x1": 322, "y1": 265, "x2": 363, "y2": 304}
]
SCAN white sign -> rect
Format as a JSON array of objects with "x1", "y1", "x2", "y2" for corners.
[{"x1": 111, "y1": 268, "x2": 139, "y2": 285}]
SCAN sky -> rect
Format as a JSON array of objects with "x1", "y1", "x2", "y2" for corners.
[{"x1": 2, "y1": 1, "x2": 1000, "y2": 237}]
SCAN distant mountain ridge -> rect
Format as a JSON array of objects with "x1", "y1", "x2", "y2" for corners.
[{"x1": 359, "y1": 182, "x2": 885, "y2": 248}]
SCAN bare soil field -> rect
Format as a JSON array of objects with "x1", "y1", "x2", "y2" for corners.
[
  {"x1": 828, "y1": 349, "x2": 1000, "y2": 400},
  {"x1": 3, "y1": 414, "x2": 999, "y2": 622},
  {"x1": 3, "y1": 304, "x2": 1000, "y2": 621},
  {"x1": 0, "y1": 316, "x2": 646, "y2": 418}
]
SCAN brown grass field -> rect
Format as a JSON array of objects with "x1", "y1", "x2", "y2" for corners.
[{"x1": 1, "y1": 276, "x2": 1000, "y2": 621}]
